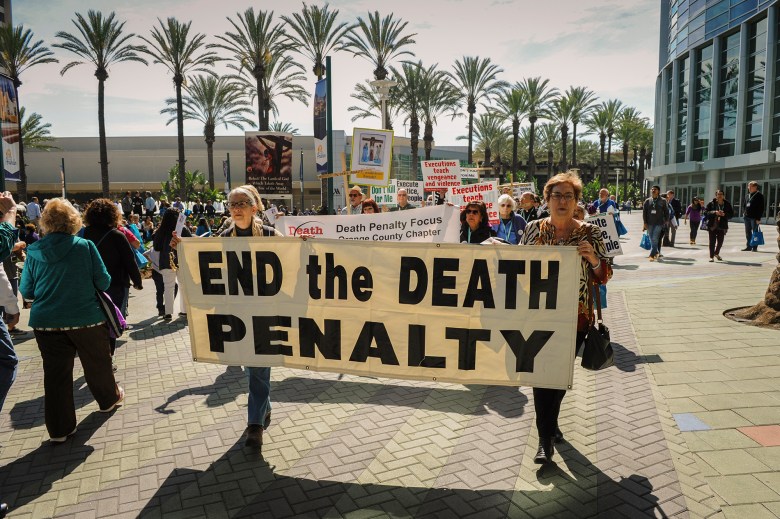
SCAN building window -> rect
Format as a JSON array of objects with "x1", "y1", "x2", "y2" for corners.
[
  {"x1": 676, "y1": 55, "x2": 690, "y2": 162},
  {"x1": 665, "y1": 68, "x2": 674, "y2": 164},
  {"x1": 693, "y1": 44, "x2": 713, "y2": 161},
  {"x1": 773, "y1": 13, "x2": 780, "y2": 149},
  {"x1": 717, "y1": 31, "x2": 740, "y2": 157},
  {"x1": 744, "y1": 17, "x2": 767, "y2": 153}
]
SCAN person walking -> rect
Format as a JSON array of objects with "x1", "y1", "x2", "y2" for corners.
[
  {"x1": 742, "y1": 181, "x2": 765, "y2": 252},
  {"x1": 144, "y1": 191, "x2": 157, "y2": 218},
  {"x1": 642, "y1": 185, "x2": 669, "y2": 261},
  {"x1": 19, "y1": 198, "x2": 125, "y2": 444},
  {"x1": 26, "y1": 197, "x2": 42, "y2": 230},
  {"x1": 152, "y1": 209, "x2": 190, "y2": 319},
  {"x1": 705, "y1": 190, "x2": 734, "y2": 262},
  {"x1": 683, "y1": 197, "x2": 704, "y2": 245},
  {"x1": 663, "y1": 190, "x2": 682, "y2": 247}
]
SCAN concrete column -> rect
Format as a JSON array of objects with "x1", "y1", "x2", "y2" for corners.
[
  {"x1": 734, "y1": 23, "x2": 750, "y2": 155},
  {"x1": 670, "y1": 59, "x2": 681, "y2": 163},
  {"x1": 685, "y1": 50, "x2": 696, "y2": 162},
  {"x1": 653, "y1": 74, "x2": 663, "y2": 167},
  {"x1": 762, "y1": 6, "x2": 777, "y2": 151},
  {"x1": 708, "y1": 37, "x2": 722, "y2": 160},
  {"x1": 705, "y1": 168, "x2": 721, "y2": 200},
  {"x1": 660, "y1": 67, "x2": 672, "y2": 165}
]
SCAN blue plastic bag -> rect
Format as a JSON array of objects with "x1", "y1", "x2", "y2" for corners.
[
  {"x1": 615, "y1": 218, "x2": 628, "y2": 236},
  {"x1": 749, "y1": 226, "x2": 765, "y2": 247},
  {"x1": 134, "y1": 247, "x2": 149, "y2": 268},
  {"x1": 592, "y1": 284, "x2": 607, "y2": 308},
  {"x1": 640, "y1": 231, "x2": 652, "y2": 250}
]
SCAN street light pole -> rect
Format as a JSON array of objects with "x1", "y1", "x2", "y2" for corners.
[{"x1": 370, "y1": 78, "x2": 397, "y2": 130}]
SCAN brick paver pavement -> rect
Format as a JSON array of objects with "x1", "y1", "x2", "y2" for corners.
[{"x1": 1, "y1": 211, "x2": 778, "y2": 518}]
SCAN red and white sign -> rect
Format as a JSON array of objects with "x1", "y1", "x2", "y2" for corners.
[
  {"x1": 422, "y1": 160, "x2": 461, "y2": 191},
  {"x1": 448, "y1": 182, "x2": 499, "y2": 226}
]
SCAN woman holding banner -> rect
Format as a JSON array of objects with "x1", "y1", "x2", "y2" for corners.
[
  {"x1": 172, "y1": 186, "x2": 281, "y2": 449},
  {"x1": 491, "y1": 194, "x2": 526, "y2": 244},
  {"x1": 459, "y1": 201, "x2": 495, "y2": 244},
  {"x1": 520, "y1": 172, "x2": 612, "y2": 464}
]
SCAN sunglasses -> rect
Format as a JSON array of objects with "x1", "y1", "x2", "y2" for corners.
[
  {"x1": 465, "y1": 209, "x2": 480, "y2": 215},
  {"x1": 349, "y1": 194, "x2": 360, "y2": 198}
]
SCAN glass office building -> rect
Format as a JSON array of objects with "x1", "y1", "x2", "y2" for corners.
[{"x1": 653, "y1": 0, "x2": 779, "y2": 219}]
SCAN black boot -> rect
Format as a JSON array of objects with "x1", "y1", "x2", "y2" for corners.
[
  {"x1": 534, "y1": 437, "x2": 554, "y2": 464},
  {"x1": 554, "y1": 427, "x2": 564, "y2": 444}
]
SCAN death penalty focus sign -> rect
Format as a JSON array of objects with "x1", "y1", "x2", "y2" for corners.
[{"x1": 178, "y1": 238, "x2": 580, "y2": 389}]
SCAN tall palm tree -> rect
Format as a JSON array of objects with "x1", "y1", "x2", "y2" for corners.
[
  {"x1": 635, "y1": 124, "x2": 654, "y2": 193},
  {"x1": 585, "y1": 106, "x2": 610, "y2": 186},
  {"x1": 0, "y1": 24, "x2": 58, "y2": 200},
  {"x1": 601, "y1": 99, "x2": 623, "y2": 187},
  {"x1": 161, "y1": 75, "x2": 255, "y2": 190},
  {"x1": 494, "y1": 85, "x2": 527, "y2": 181},
  {"x1": 211, "y1": 8, "x2": 290, "y2": 130},
  {"x1": 269, "y1": 121, "x2": 300, "y2": 135},
  {"x1": 391, "y1": 61, "x2": 424, "y2": 177},
  {"x1": 344, "y1": 11, "x2": 416, "y2": 81},
  {"x1": 615, "y1": 107, "x2": 647, "y2": 201},
  {"x1": 566, "y1": 86, "x2": 598, "y2": 171},
  {"x1": 140, "y1": 17, "x2": 218, "y2": 199},
  {"x1": 54, "y1": 11, "x2": 146, "y2": 198},
  {"x1": 281, "y1": 3, "x2": 353, "y2": 80},
  {"x1": 517, "y1": 77, "x2": 558, "y2": 178},
  {"x1": 549, "y1": 95, "x2": 574, "y2": 171},
  {"x1": 21, "y1": 107, "x2": 59, "y2": 151},
  {"x1": 347, "y1": 80, "x2": 399, "y2": 130},
  {"x1": 458, "y1": 113, "x2": 511, "y2": 176},
  {"x1": 419, "y1": 64, "x2": 459, "y2": 160},
  {"x1": 449, "y1": 56, "x2": 507, "y2": 166}
]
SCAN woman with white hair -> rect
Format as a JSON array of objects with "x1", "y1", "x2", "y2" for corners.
[{"x1": 490, "y1": 194, "x2": 527, "y2": 244}]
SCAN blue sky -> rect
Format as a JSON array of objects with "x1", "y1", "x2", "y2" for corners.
[{"x1": 14, "y1": 0, "x2": 660, "y2": 145}]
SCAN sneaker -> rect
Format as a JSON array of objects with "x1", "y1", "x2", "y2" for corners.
[
  {"x1": 715, "y1": 255, "x2": 722, "y2": 261},
  {"x1": 50, "y1": 426, "x2": 77, "y2": 443},
  {"x1": 709, "y1": 258, "x2": 714, "y2": 262},
  {"x1": 163, "y1": 314, "x2": 172, "y2": 320},
  {"x1": 649, "y1": 256, "x2": 655, "y2": 262},
  {"x1": 658, "y1": 253, "x2": 664, "y2": 258},
  {"x1": 99, "y1": 386, "x2": 125, "y2": 413},
  {"x1": 178, "y1": 312, "x2": 187, "y2": 317},
  {"x1": 244, "y1": 424, "x2": 263, "y2": 448}
]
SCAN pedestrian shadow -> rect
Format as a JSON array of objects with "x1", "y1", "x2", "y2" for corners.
[
  {"x1": 138, "y1": 439, "x2": 674, "y2": 518},
  {"x1": 656, "y1": 257, "x2": 696, "y2": 264},
  {"x1": 9, "y1": 376, "x2": 93, "y2": 430},
  {"x1": 271, "y1": 377, "x2": 527, "y2": 419},
  {"x1": 721, "y1": 260, "x2": 763, "y2": 267},
  {"x1": 155, "y1": 365, "x2": 246, "y2": 414},
  {"x1": 609, "y1": 342, "x2": 644, "y2": 373},
  {"x1": 0, "y1": 412, "x2": 110, "y2": 511},
  {"x1": 127, "y1": 318, "x2": 187, "y2": 340},
  {"x1": 612, "y1": 263, "x2": 639, "y2": 270}
]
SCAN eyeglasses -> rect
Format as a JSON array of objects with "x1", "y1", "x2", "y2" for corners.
[
  {"x1": 465, "y1": 209, "x2": 480, "y2": 215},
  {"x1": 499, "y1": 203, "x2": 512, "y2": 207},
  {"x1": 550, "y1": 193, "x2": 576, "y2": 201},
  {"x1": 227, "y1": 200, "x2": 252, "y2": 210},
  {"x1": 349, "y1": 194, "x2": 360, "y2": 198}
]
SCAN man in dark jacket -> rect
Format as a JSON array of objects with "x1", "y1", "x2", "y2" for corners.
[
  {"x1": 642, "y1": 185, "x2": 669, "y2": 261},
  {"x1": 663, "y1": 190, "x2": 683, "y2": 247},
  {"x1": 742, "y1": 181, "x2": 765, "y2": 252}
]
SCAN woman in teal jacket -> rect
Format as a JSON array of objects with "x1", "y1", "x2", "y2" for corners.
[{"x1": 19, "y1": 199, "x2": 125, "y2": 443}]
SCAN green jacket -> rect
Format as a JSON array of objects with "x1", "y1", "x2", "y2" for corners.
[{"x1": 19, "y1": 233, "x2": 111, "y2": 329}]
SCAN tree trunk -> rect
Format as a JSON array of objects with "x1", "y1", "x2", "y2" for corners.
[
  {"x1": 97, "y1": 75, "x2": 110, "y2": 198},
  {"x1": 571, "y1": 120, "x2": 578, "y2": 169},
  {"x1": 206, "y1": 124, "x2": 215, "y2": 190},
  {"x1": 511, "y1": 117, "x2": 519, "y2": 183},
  {"x1": 175, "y1": 75, "x2": 187, "y2": 201},
  {"x1": 547, "y1": 149, "x2": 553, "y2": 181},
  {"x1": 410, "y1": 114, "x2": 420, "y2": 180},
  {"x1": 638, "y1": 146, "x2": 646, "y2": 195},
  {"x1": 528, "y1": 116, "x2": 537, "y2": 177},
  {"x1": 632, "y1": 146, "x2": 638, "y2": 188},
  {"x1": 559, "y1": 124, "x2": 568, "y2": 172},
  {"x1": 13, "y1": 82, "x2": 27, "y2": 201},
  {"x1": 423, "y1": 120, "x2": 433, "y2": 160},
  {"x1": 467, "y1": 104, "x2": 474, "y2": 165},
  {"x1": 622, "y1": 143, "x2": 629, "y2": 206},
  {"x1": 732, "y1": 215, "x2": 780, "y2": 325},
  {"x1": 606, "y1": 131, "x2": 613, "y2": 187},
  {"x1": 599, "y1": 132, "x2": 606, "y2": 186}
]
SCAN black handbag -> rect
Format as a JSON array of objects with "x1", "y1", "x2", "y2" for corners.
[{"x1": 581, "y1": 279, "x2": 614, "y2": 371}]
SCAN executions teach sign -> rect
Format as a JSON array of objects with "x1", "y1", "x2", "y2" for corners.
[
  {"x1": 276, "y1": 205, "x2": 460, "y2": 242},
  {"x1": 177, "y1": 239, "x2": 580, "y2": 389}
]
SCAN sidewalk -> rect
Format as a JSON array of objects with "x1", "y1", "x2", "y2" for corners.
[{"x1": 0, "y1": 213, "x2": 777, "y2": 518}]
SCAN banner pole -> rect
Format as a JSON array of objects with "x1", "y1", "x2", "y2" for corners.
[
  {"x1": 326, "y1": 56, "x2": 334, "y2": 214},
  {"x1": 61, "y1": 157, "x2": 67, "y2": 199}
]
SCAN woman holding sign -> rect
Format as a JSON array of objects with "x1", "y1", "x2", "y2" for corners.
[
  {"x1": 459, "y1": 201, "x2": 495, "y2": 244},
  {"x1": 521, "y1": 172, "x2": 612, "y2": 464},
  {"x1": 491, "y1": 194, "x2": 526, "y2": 244}
]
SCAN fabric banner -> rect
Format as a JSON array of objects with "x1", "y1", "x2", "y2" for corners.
[
  {"x1": 448, "y1": 182, "x2": 499, "y2": 226},
  {"x1": 587, "y1": 214, "x2": 623, "y2": 256},
  {"x1": 277, "y1": 204, "x2": 460, "y2": 242},
  {"x1": 0, "y1": 75, "x2": 20, "y2": 182},
  {"x1": 313, "y1": 79, "x2": 328, "y2": 176},
  {"x1": 245, "y1": 131, "x2": 293, "y2": 195},
  {"x1": 178, "y1": 238, "x2": 579, "y2": 389},
  {"x1": 422, "y1": 160, "x2": 461, "y2": 192}
]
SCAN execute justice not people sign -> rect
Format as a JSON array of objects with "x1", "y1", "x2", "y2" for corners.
[{"x1": 177, "y1": 238, "x2": 580, "y2": 389}]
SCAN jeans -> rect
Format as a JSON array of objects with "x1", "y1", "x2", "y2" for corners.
[
  {"x1": 0, "y1": 309, "x2": 17, "y2": 413},
  {"x1": 647, "y1": 224, "x2": 664, "y2": 257},
  {"x1": 247, "y1": 366, "x2": 271, "y2": 427},
  {"x1": 709, "y1": 229, "x2": 726, "y2": 258},
  {"x1": 690, "y1": 221, "x2": 700, "y2": 242},
  {"x1": 744, "y1": 218, "x2": 759, "y2": 250}
]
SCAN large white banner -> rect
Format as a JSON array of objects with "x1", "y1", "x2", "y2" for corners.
[
  {"x1": 422, "y1": 160, "x2": 461, "y2": 191},
  {"x1": 587, "y1": 214, "x2": 623, "y2": 257},
  {"x1": 448, "y1": 182, "x2": 500, "y2": 226},
  {"x1": 178, "y1": 238, "x2": 580, "y2": 388},
  {"x1": 277, "y1": 204, "x2": 460, "y2": 242}
]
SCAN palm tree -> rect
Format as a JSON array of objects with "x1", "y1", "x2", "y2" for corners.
[
  {"x1": 449, "y1": 56, "x2": 508, "y2": 166},
  {"x1": 347, "y1": 80, "x2": 399, "y2": 129},
  {"x1": 419, "y1": 64, "x2": 459, "y2": 160},
  {"x1": 601, "y1": 99, "x2": 624, "y2": 187},
  {"x1": 615, "y1": 107, "x2": 647, "y2": 202},
  {"x1": 0, "y1": 24, "x2": 58, "y2": 200},
  {"x1": 517, "y1": 77, "x2": 559, "y2": 178},
  {"x1": 161, "y1": 75, "x2": 255, "y2": 190},
  {"x1": 281, "y1": 3, "x2": 353, "y2": 80},
  {"x1": 549, "y1": 95, "x2": 574, "y2": 171},
  {"x1": 54, "y1": 11, "x2": 146, "y2": 198},
  {"x1": 140, "y1": 17, "x2": 218, "y2": 199},
  {"x1": 344, "y1": 11, "x2": 416, "y2": 81},
  {"x1": 494, "y1": 85, "x2": 527, "y2": 181},
  {"x1": 391, "y1": 62, "x2": 425, "y2": 177},
  {"x1": 566, "y1": 86, "x2": 598, "y2": 171},
  {"x1": 269, "y1": 121, "x2": 300, "y2": 135},
  {"x1": 635, "y1": 124, "x2": 654, "y2": 193},
  {"x1": 211, "y1": 8, "x2": 290, "y2": 130},
  {"x1": 458, "y1": 113, "x2": 511, "y2": 177},
  {"x1": 20, "y1": 107, "x2": 59, "y2": 151},
  {"x1": 585, "y1": 106, "x2": 610, "y2": 186}
]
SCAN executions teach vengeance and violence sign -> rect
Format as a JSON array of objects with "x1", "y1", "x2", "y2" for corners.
[{"x1": 177, "y1": 239, "x2": 580, "y2": 389}]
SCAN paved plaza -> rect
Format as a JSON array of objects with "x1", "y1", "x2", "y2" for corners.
[{"x1": 1, "y1": 212, "x2": 779, "y2": 518}]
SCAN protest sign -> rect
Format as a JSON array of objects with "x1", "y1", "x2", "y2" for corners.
[
  {"x1": 448, "y1": 182, "x2": 500, "y2": 226},
  {"x1": 178, "y1": 238, "x2": 579, "y2": 389},
  {"x1": 277, "y1": 204, "x2": 460, "y2": 242},
  {"x1": 245, "y1": 132, "x2": 293, "y2": 195},
  {"x1": 422, "y1": 160, "x2": 461, "y2": 191},
  {"x1": 587, "y1": 214, "x2": 623, "y2": 257},
  {"x1": 370, "y1": 182, "x2": 396, "y2": 206},
  {"x1": 263, "y1": 205, "x2": 279, "y2": 224},
  {"x1": 350, "y1": 128, "x2": 393, "y2": 187},
  {"x1": 370, "y1": 180, "x2": 425, "y2": 206}
]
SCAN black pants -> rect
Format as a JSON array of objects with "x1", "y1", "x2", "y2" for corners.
[
  {"x1": 708, "y1": 229, "x2": 726, "y2": 258},
  {"x1": 533, "y1": 331, "x2": 586, "y2": 440},
  {"x1": 690, "y1": 222, "x2": 699, "y2": 242},
  {"x1": 34, "y1": 325, "x2": 119, "y2": 438}
]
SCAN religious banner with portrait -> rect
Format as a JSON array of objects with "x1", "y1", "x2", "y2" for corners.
[
  {"x1": 245, "y1": 131, "x2": 293, "y2": 195},
  {"x1": 349, "y1": 128, "x2": 393, "y2": 187},
  {"x1": 0, "y1": 74, "x2": 20, "y2": 182}
]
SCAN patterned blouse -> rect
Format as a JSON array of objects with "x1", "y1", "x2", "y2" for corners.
[{"x1": 521, "y1": 218, "x2": 612, "y2": 331}]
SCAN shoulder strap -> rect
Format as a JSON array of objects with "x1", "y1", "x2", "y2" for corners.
[{"x1": 92, "y1": 230, "x2": 113, "y2": 248}]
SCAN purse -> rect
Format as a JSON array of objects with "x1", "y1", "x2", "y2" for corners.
[
  {"x1": 96, "y1": 290, "x2": 127, "y2": 339},
  {"x1": 749, "y1": 225, "x2": 764, "y2": 247},
  {"x1": 581, "y1": 280, "x2": 614, "y2": 371}
]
